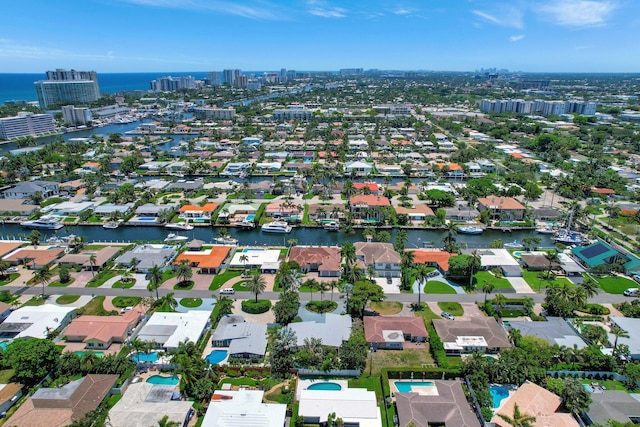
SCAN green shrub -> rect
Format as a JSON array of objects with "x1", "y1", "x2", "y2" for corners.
[{"x1": 241, "y1": 299, "x2": 272, "y2": 314}]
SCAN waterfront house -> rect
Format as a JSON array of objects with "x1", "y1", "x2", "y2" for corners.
[
  {"x1": 364, "y1": 316, "x2": 427, "y2": 349},
  {"x1": 394, "y1": 204, "x2": 435, "y2": 222},
  {"x1": 344, "y1": 160, "x2": 373, "y2": 176},
  {"x1": 477, "y1": 195, "x2": 526, "y2": 221},
  {"x1": 410, "y1": 249, "x2": 452, "y2": 274},
  {"x1": 3, "y1": 246, "x2": 65, "y2": 270},
  {"x1": 178, "y1": 203, "x2": 218, "y2": 221},
  {"x1": 58, "y1": 246, "x2": 120, "y2": 272},
  {"x1": 174, "y1": 245, "x2": 231, "y2": 274},
  {"x1": 349, "y1": 195, "x2": 391, "y2": 222},
  {"x1": 115, "y1": 244, "x2": 178, "y2": 273},
  {"x1": 2, "y1": 181, "x2": 59, "y2": 200},
  {"x1": 354, "y1": 241, "x2": 402, "y2": 278},
  {"x1": 572, "y1": 240, "x2": 640, "y2": 274}
]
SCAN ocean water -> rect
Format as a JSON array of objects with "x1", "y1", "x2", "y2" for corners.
[{"x1": 0, "y1": 72, "x2": 208, "y2": 103}]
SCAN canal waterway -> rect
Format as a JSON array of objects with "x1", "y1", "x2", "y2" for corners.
[{"x1": 0, "y1": 222, "x2": 554, "y2": 249}]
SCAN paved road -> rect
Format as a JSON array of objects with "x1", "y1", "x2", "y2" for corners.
[{"x1": 7, "y1": 285, "x2": 632, "y2": 305}]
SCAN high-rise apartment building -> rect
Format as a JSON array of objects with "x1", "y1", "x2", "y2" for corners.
[
  {"x1": 61, "y1": 105, "x2": 92, "y2": 126},
  {"x1": 233, "y1": 75, "x2": 248, "y2": 89},
  {"x1": 479, "y1": 98, "x2": 597, "y2": 116},
  {"x1": 149, "y1": 76, "x2": 196, "y2": 92},
  {"x1": 223, "y1": 69, "x2": 241, "y2": 85},
  {"x1": 0, "y1": 112, "x2": 55, "y2": 140},
  {"x1": 34, "y1": 69, "x2": 100, "y2": 109},
  {"x1": 207, "y1": 71, "x2": 223, "y2": 86}
]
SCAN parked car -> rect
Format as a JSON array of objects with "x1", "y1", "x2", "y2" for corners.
[
  {"x1": 427, "y1": 270, "x2": 440, "y2": 278},
  {"x1": 624, "y1": 288, "x2": 639, "y2": 297},
  {"x1": 120, "y1": 306, "x2": 133, "y2": 313},
  {"x1": 220, "y1": 288, "x2": 235, "y2": 295},
  {"x1": 6, "y1": 267, "x2": 19, "y2": 273},
  {"x1": 441, "y1": 311, "x2": 455, "y2": 320},
  {"x1": 633, "y1": 275, "x2": 640, "y2": 284},
  {"x1": 386, "y1": 277, "x2": 393, "y2": 285}
]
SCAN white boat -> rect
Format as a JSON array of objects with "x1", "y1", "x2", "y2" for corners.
[
  {"x1": 261, "y1": 221, "x2": 292, "y2": 233},
  {"x1": 234, "y1": 220, "x2": 255, "y2": 229},
  {"x1": 165, "y1": 223, "x2": 194, "y2": 231},
  {"x1": 457, "y1": 226, "x2": 483, "y2": 235},
  {"x1": 504, "y1": 240, "x2": 525, "y2": 249},
  {"x1": 214, "y1": 237, "x2": 238, "y2": 245},
  {"x1": 552, "y1": 230, "x2": 585, "y2": 245},
  {"x1": 164, "y1": 233, "x2": 188, "y2": 242},
  {"x1": 323, "y1": 221, "x2": 340, "y2": 231},
  {"x1": 103, "y1": 222, "x2": 120, "y2": 229},
  {"x1": 21, "y1": 218, "x2": 64, "y2": 230}
]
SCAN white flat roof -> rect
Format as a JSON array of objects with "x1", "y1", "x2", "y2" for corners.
[
  {"x1": 138, "y1": 310, "x2": 209, "y2": 349},
  {"x1": 1, "y1": 304, "x2": 75, "y2": 339},
  {"x1": 108, "y1": 383, "x2": 192, "y2": 427},
  {"x1": 229, "y1": 248, "x2": 281, "y2": 268},
  {"x1": 478, "y1": 249, "x2": 520, "y2": 267},
  {"x1": 201, "y1": 390, "x2": 286, "y2": 427},
  {"x1": 298, "y1": 388, "x2": 382, "y2": 427}
]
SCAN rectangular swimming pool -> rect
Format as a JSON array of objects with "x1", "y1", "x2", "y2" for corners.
[{"x1": 394, "y1": 381, "x2": 435, "y2": 392}]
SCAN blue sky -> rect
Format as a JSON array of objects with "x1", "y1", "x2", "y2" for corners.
[{"x1": 1, "y1": 0, "x2": 639, "y2": 73}]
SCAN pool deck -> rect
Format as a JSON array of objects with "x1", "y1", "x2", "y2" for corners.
[
  {"x1": 296, "y1": 379, "x2": 349, "y2": 399},
  {"x1": 201, "y1": 340, "x2": 230, "y2": 366},
  {"x1": 390, "y1": 380, "x2": 439, "y2": 396}
]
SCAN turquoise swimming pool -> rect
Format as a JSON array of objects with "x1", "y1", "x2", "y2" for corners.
[
  {"x1": 75, "y1": 351, "x2": 104, "y2": 358},
  {"x1": 147, "y1": 375, "x2": 180, "y2": 385},
  {"x1": 490, "y1": 385, "x2": 510, "y2": 408},
  {"x1": 130, "y1": 351, "x2": 159, "y2": 363},
  {"x1": 394, "y1": 381, "x2": 435, "y2": 392},
  {"x1": 206, "y1": 350, "x2": 228, "y2": 364},
  {"x1": 246, "y1": 214, "x2": 255, "y2": 221},
  {"x1": 307, "y1": 382, "x2": 342, "y2": 391}
]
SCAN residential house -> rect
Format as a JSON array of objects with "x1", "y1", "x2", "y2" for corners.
[
  {"x1": 466, "y1": 248, "x2": 522, "y2": 277},
  {"x1": 264, "y1": 202, "x2": 303, "y2": 220},
  {"x1": 584, "y1": 390, "x2": 640, "y2": 426},
  {"x1": 394, "y1": 204, "x2": 435, "y2": 222},
  {"x1": 287, "y1": 313, "x2": 352, "y2": 348},
  {"x1": 349, "y1": 195, "x2": 391, "y2": 222},
  {"x1": 136, "y1": 310, "x2": 210, "y2": 351},
  {"x1": 179, "y1": 203, "x2": 218, "y2": 221},
  {"x1": 64, "y1": 308, "x2": 142, "y2": 350},
  {"x1": 353, "y1": 182, "x2": 381, "y2": 195},
  {"x1": 108, "y1": 382, "x2": 193, "y2": 427},
  {"x1": 3, "y1": 247, "x2": 65, "y2": 269},
  {"x1": 0, "y1": 304, "x2": 76, "y2": 339},
  {"x1": 432, "y1": 316, "x2": 511, "y2": 355},
  {"x1": 364, "y1": 316, "x2": 428, "y2": 350},
  {"x1": 395, "y1": 380, "x2": 481, "y2": 427},
  {"x1": 211, "y1": 315, "x2": 268, "y2": 358},
  {"x1": 57, "y1": 246, "x2": 120, "y2": 272},
  {"x1": 477, "y1": 196, "x2": 526, "y2": 221},
  {"x1": 5, "y1": 375, "x2": 118, "y2": 427},
  {"x1": 201, "y1": 390, "x2": 286, "y2": 427},
  {"x1": 0, "y1": 199, "x2": 38, "y2": 216},
  {"x1": 114, "y1": 244, "x2": 178, "y2": 273},
  {"x1": 492, "y1": 381, "x2": 579, "y2": 427},
  {"x1": 288, "y1": 246, "x2": 341, "y2": 277},
  {"x1": 174, "y1": 245, "x2": 231, "y2": 274},
  {"x1": 572, "y1": 240, "x2": 640, "y2": 274},
  {"x1": 166, "y1": 178, "x2": 204, "y2": 192},
  {"x1": 608, "y1": 317, "x2": 640, "y2": 360},
  {"x1": 2, "y1": 181, "x2": 59, "y2": 200},
  {"x1": 344, "y1": 160, "x2": 373, "y2": 176},
  {"x1": 298, "y1": 385, "x2": 382, "y2": 427},
  {"x1": 506, "y1": 317, "x2": 588, "y2": 349},
  {"x1": 354, "y1": 241, "x2": 402, "y2": 278},
  {"x1": 411, "y1": 249, "x2": 452, "y2": 274}
]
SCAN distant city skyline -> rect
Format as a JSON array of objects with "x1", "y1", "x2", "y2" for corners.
[{"x1": 1, "y1": 0, "x2": 639, "y2": 73}]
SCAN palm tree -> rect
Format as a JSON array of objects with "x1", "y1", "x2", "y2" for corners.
[
  {"x1": 28, "y1": 230, "x2": 41, "y2": 247},
  {"x1": 88, "y1": 254, "x2": 97, "y2": 277},
  {"x1": 130, "y1": 338, "x2": 147, "y2": 363},
  {"x1": 248, "y1": 271, "x2": 266, "y2": 303},
  {"x1": 497, "y1": 403, "x2": 536, "y2": 427},
  {"x1": 493, "y1": 293, "x2": 507, "y2": 309},
  {"x1": 482, "y1": 281, "x2": 495, "y2": 303},
  {"x1": 611, "y1": 325, "x2": 630, "y2": 355},
  {"x1": 468, "y1": 249, "x2": 480, "y2": 291},
  {"x1": 414, "y1": 265, "x2": 430, "y2": 309},
  {"x1": 400, "y1": 250, "x2": 415, "y2": 291},
  {"x1": 340, "y1": 241, "x2": 356, "y2": 266},
  {"x1": 239, "y1": 254, "x2": 250, "y2": 272},
  {"x1": 33, "y1": 266, "x2": 52, "y2": 297},
  {"x1": 544, "y1": 250, "x2": 560, "y2": 278},
  {"x1": 157, "y1": 415, "x2": 180, "y2": 427},
  {"x1": 580, "y1": 275, "x2": 599, "y2": 299},
  {"x1": 176, "y1": 260, "x2": 192, "y2": 287},
  {"x1": 147, "y1": 265, "x2": 163, "y2": 300},
  {"x1": 159, "y1": 292, "x2": 178, "y2": 311},
  {"x1": 328, "y1": 280, "x2": 339, "y2": 301}
]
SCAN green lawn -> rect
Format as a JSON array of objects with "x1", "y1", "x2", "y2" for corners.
[
  {"x1": 80, "y1": 296, "x2": 112, "y2": 315},
  {"x1": 210, "y1": 270, "x2": 241, "y2": 290},
  {"x1": 112, "y1": 279, "x2": 135, "y2": 289},
  {"x1": 521, "y1": 270, "x2": 574, "y2": 291},
  {"x1": 423, "y1": 281, "x2": 456, "y2": 294},
  {"x1": 596, "y1": 276, "x2": 638, "y2": 294},
  {"x1": 232, "y1": 281, "x2": 250, "y2": 291},
  {"x1": 0, "y1": 273, "x2": 20, "y2": 286},
  {"x1": 438, "y1": 302, "x2": 464, "y2": 316},
  {"x1": 0, "y1": 369, "x2": 14, "y2": 383},
  {"x1": 174, "y1": 280, "x2": 195, "y2": 290},
  {"x1": 414, "y1": 303, "x2": 441, "y2": 326},
  {"x1": 474, "y1": 271, "x2": 513, "y2": 289},
  {"x1": 112, "y1": 296, "x2": 141, "y2": 308},
  {"x1": 21, "y1": 297, "x2": 45, "y2": 307},
  {"x1": 179, "y1": 298, "x2": 202, "y2": 308},
  {"x1": 219, "y1": 377, "x2": 257, "y2": 387},
  {"x1": 370, "y1": 301, "x2": 403, "y2": 315},
  {"x1": 579, "y1": 379, "x2": 629, "y2": 392},
  {"x1": 48, "y1": 278, "x2": 75, "y2": 287},
  {"x1": 161, "y1": 270, "x2": 177, "y2": 283},
  {"x1": 56, "y1": 295, "x2": 80, "y2": 304},
  {"x1": 86, "y1": 271, "x2": 117, "y2": 288}
]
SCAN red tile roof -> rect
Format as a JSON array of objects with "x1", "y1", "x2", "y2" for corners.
[
  {"x1": 410, "y1": 250, "x2": 452, "y2": 272},
  {"x1": 349, "y1": 195, "x2": 391, "y2": 207}
]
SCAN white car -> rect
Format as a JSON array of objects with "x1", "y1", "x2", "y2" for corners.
[
  {"x1": 220, "y1": 288, "x2": 235, "y2": 295},
  {"x1": 441, "y1": 311, "x2": 455, "y2": 320},
  {"x1": 6, "y1": 267, "x2": 19, "y2": 273}
]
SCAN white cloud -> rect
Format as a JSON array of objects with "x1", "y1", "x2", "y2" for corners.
[
  {"x1": 393, "y1": 7, "x2": 414, "y2": 15},
  {"x1": 472, "y1": 7, "x2": 524, "y2": 29},
  {"x1": 306, "y1": 0, "x2": 347, "y2": 18},
  {"x1": 538, "y1": 0, "x2": 616, "y2": 28},
  {"x1": 510, "y1": 34, "x2": 525, "y2": 42},
  {"x1": 120, "y1": 0, "x2": 286, "y2": 20}
]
